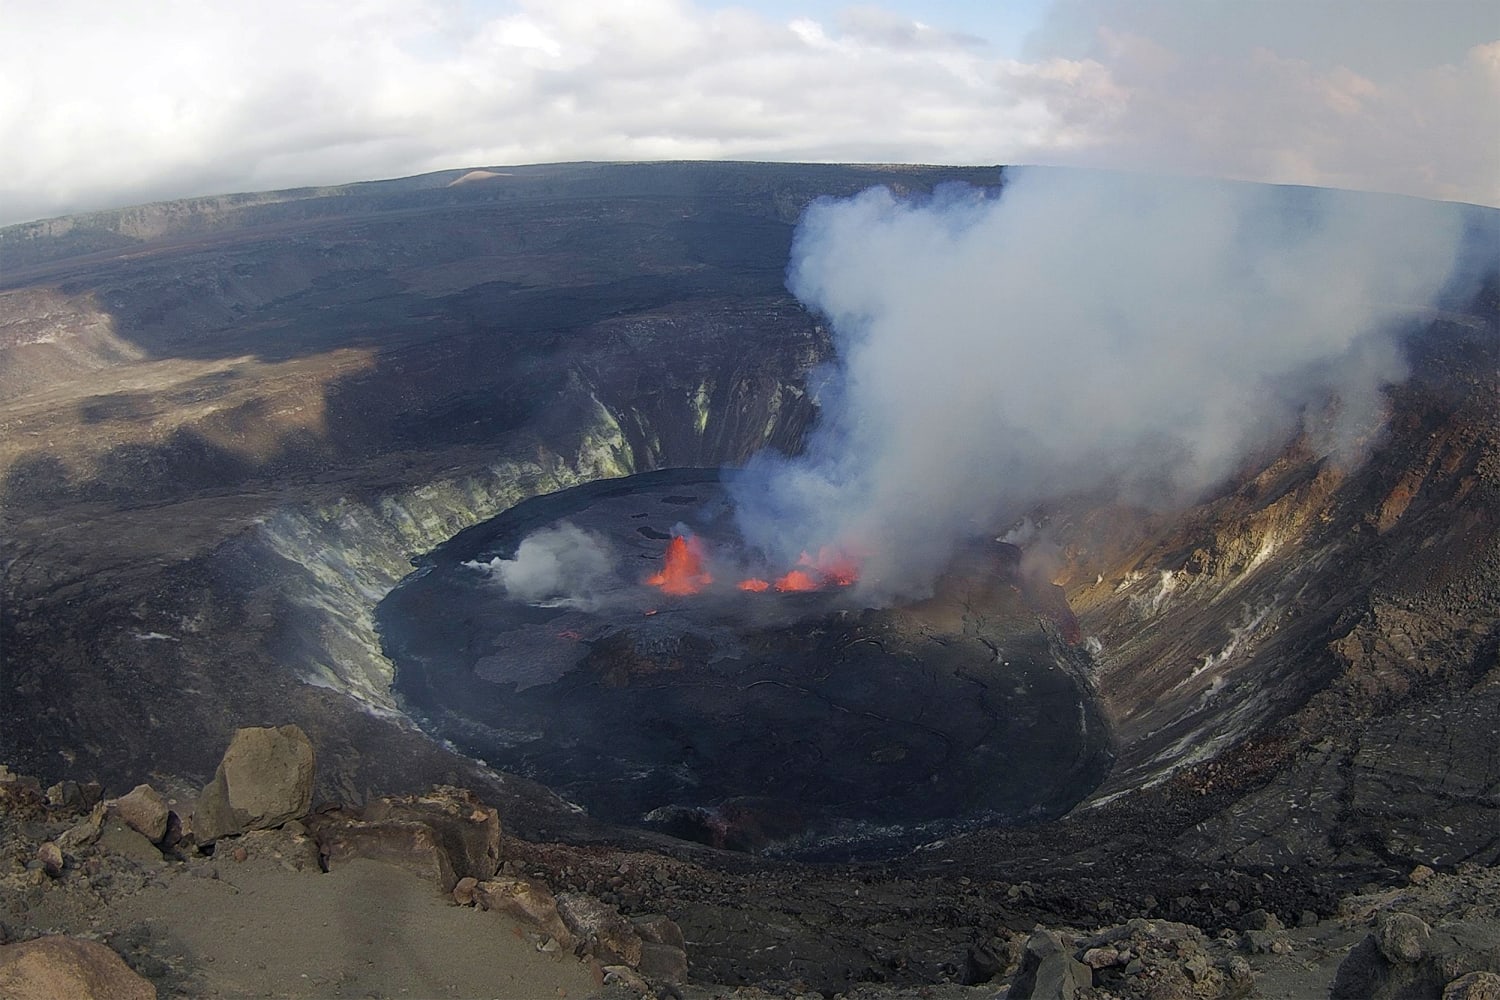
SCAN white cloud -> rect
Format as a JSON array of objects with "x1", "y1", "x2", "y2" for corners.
[{"x1": 0, "y1": 0, "x2": 1494, "y2": 225}]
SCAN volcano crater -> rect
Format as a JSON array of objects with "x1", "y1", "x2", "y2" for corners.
[{"x1": 379, "y1": 468, "x2": 1114, "y2": 859}]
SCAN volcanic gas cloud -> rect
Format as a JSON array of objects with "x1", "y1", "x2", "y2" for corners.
[{"x1": 726, "y1": 168, "x2": 1469, "y2": 600}]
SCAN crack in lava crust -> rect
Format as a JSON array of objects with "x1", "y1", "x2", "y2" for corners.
[{"x1": 378, "y1": 468, "x2": 1114, "y2": 860}]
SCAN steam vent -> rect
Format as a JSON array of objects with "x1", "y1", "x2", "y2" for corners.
[{"x1": 2, "y1": 162, "x2": 1497, "y2": 996}]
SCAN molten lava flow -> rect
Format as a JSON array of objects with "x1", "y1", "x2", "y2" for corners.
[
  {"x1": 737, "y1": 545, "x2": 862, "y2": 593},
  {"x1": 646, "y1": 535, "x2": 713, "y2": 596},
  {"x1": 773, "y1": 569, "x2": 819, "y2": 592},
  {"x1": 809, "y1": 546, "x2": 859, "y2": 587}
]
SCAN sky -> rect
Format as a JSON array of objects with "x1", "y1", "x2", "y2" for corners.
[{"x1": 1, "y1": 0, "x2": 1496, "y2": 226}]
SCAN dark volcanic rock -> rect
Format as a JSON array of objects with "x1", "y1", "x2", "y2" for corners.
[
  {"x1": 0, "y1": 163, "x2": 1496, "y2": 997},
  {"x1": 1334, "y1": 918, "x2": 1500, "y2": 1000},
  {"x1": 1010, "y1": 929, "x2": 1091, "y2": 999}
]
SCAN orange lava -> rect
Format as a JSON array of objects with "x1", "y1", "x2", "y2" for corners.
[
  {"x1": 808, "y1": 546, "x2": 859, "y2": 587},
  {"x1": 734, "y1": 545, "x2": 862, "y2": 594},
  {"x1": 646, "y1": 535, "x2": 713, "y2": 596},
  {"x1": 773, "y1": 569, "x2": 820, "y2": 592}
]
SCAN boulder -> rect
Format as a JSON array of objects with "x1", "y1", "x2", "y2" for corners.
[
  {"x1": 98, "y1": 820, "x2": 165, "y2": 868},
  {"x1": 452, "y1": 876, "x2": 479, "y2": 906},
  {"x1": 967, "y1": 932, "x2": 1026, "y2": 984},
  {"x1": 1081, "y1": 947, "x2": 1124, "y2": 970},
  {"x1": 557, "y1": 892, "x2": 644, "y2": 968},
  {"x1": 55, "y1": 803, "x2": 106, "y2": 851},
  {"x1": 235, "y1": 827, "x2": 322, "y2": 871},
  {"x1": 637, "y1": 942, "x2": 689, "y2": 982},
  {"x1": 1377, "y1": 911, "x2": 1433, "y2": 964},
  {"x1": 631, "y1": 914, "x2": 686, "y2": 950},
  {"x1": 44, "y1": 781, "x2": 85, "y2": 811},
  {"x1": 194, "y1": 725, "x2": 314, "y2": 844},
  {"x1": 1242, "y1": 908, "x2": 1283, "y2": 932},
  {"x1": 475, "y1": 878, "x2": 574, "y2": 949},
  {"x1": 317, "y1": 819, "x2": 458, "y2": 890},
  {"x1": 310, "y1": 786, "x2": 501, "y2": 893},
  {"x1": 1334, "y1": 919, "x2": 1500, "y2": 1000},
  {"x1": 0, "y1": 936, "x2": 156, "y2": 999},
  {"x1": 1446, "y1": 972, "x2": 1500, "y2": 1000},
  {"x1": 360, "y1": 786, "x2": 501, "y2": 883},
  {"x1": 112, "y1": 784, "x2": 169, "y2": 843},
  {"x1": 1008, "y1": 929, "x2": 1091, "y2": 1000},
  {"x1": 35, "y1": 843, "x2": 63, "y2": 878}
]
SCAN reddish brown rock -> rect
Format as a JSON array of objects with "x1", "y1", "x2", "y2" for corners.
[
  {"x1": 317, "y1": 820, "x2": 456, "y2": 888},
  {"x1": 309, "y1": 786, "x2": 501, "y2": 893},
  {"x1": 474, "y1": 877, "x2": 574, "y2": 948},
  {"x1": 112, "y1": 784, "x2": 169, "y2": 843},
  {"x1": 361, "y1": 786, "x2": 501, "y2": 883},
  {"x1": 0, "y1": 936, "x2": 156, "y2": 999}
]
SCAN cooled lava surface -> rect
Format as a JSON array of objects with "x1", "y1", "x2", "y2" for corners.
[{"x1": 380, "y1": 468, "x2": 1113, "y2": 858}]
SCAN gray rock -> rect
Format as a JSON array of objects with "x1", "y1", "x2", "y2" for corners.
[
  {"x1": 1009, "y1": 929, "x2": 1091, "y2": 1000},
  {"x1": 1377, "y1": 911, "x2": 1433, "y2": 964},
  {"x1": 194, "y1": 725, "x2": 314, "y2": 844},
  {"x1": 1242, "y1": 908, "x2": 1283, "y2": 932},
  {"x1": 112, "y1": 784, "x2": 169, "y2": 843},
  {"x1": 557, "y1": 892, "x2": 644, "y2": 968},
  {"x1": 98, "y1": 819, "x2": 164, "y2": 868},
  {"x1": 1081, "y1": 947, "x2": 1123, "y2": 970},
  {"x1": 630, "y1": 914, "x2": 686, "y2": 950},
  {"x1": 1334, "y1": 918, "x2": 1500, "y2": 1000},
  {"x1": 1445, "y1": 971, "x2": 1500, "y2": 1000},
  {"x1": 55, "y1": 803, "x2": 106, "y2": 852},
  {"x1": 600, "y1": 964, "x2": 651, "y2": 996},
  {"x1": 0, "y1": 935, "x2": 157, "y2": 999},
  {"x1": 637, "y1": 941, "x2": 689, "y2": 981},
  {"x1": 1243, "y1": 928, "x2": 1289, "y2": 954},
  {"x1": 44, "y1": 781, "x2": 85, "y2": 811}
]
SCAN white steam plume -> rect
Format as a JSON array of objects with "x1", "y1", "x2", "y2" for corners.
[
  {"x1": 466, "y1": 523, "x2": 618, "y2": 607},
  {"x1": 731, "y1": 168, "x2": 1465, "y2": 599}
]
